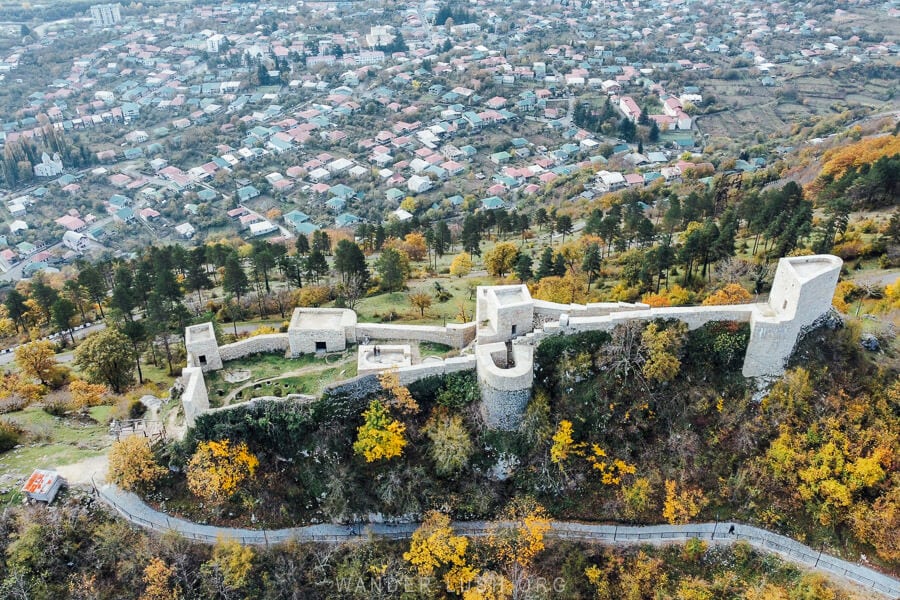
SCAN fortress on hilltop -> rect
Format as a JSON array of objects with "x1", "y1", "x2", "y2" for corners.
[{"x1": 183, "y1": 255, "x2": 842, "y2": 430}]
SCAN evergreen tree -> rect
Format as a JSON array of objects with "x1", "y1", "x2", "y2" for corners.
[
  {"x1": 536, "y1": 247, "x2": 555, "y2": 280},
  {"x1": 515, "y1": 252, "x2": 533, "y2": 283},
  {"x1": 582, "y1": 243, "x2": 602, "y2": 289},
  {"x1": 222, "y1": 254, "x2": 249, "y2": 303}
]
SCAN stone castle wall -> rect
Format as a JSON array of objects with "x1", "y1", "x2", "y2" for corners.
[
  {"x1": 476, "y1": 343, "x2": 533, "y2": 430},
  {"x1": 218, "y1": 334, "x2": 290, "y2": 362},
  {"x1": 181, "y1": 367, "x2": 209, "y2": 427},
  {"x1": 356, "y1": 322, "x2": 476, "y2": 349}
]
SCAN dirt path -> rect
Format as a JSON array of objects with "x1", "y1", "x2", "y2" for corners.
[{"x1": 57, "y1": 454, "x2": 108, "y2": 486}]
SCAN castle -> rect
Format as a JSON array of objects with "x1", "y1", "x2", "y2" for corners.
[{"x1": 183, "y1": 254, "x2": 842, "y2": 430}]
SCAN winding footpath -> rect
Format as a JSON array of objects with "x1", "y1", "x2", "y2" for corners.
[{"x1": 95, "y1": 482, "x2": 900, "y2": 598}]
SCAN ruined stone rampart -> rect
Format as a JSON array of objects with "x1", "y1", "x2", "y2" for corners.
[{"x1": 218, "y1": 334, "x2": 290, "y2": 362}]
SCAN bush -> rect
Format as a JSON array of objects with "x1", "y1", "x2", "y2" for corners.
[
  {"x1": 42, "y1": 396, "x2": 69, "y2": 417},
  {"x1": 436, "y1": 372, "x2": 480, "y2": 408},
  {"x1": 0, "y1": 420, "x2": 23, "y2": 452}
]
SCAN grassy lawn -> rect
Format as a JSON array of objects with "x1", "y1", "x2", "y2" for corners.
[
  {"x1": 0, "y1": 405, "x2": 113, "y2": 502},
  {"x1": 204, "y1": 352, "x2": 358, "y2": 405},
  {"x1": 352, "y1": 274, "x2": 494, "y2": 325}
]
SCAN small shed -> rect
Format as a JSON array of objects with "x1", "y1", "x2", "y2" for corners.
[{"x1": 22, "y1": 469, "x2": 64, "y2": 503}]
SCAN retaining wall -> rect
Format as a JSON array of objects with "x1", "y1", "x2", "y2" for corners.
[
  {"x1": 218, "y1": 334, "x2": 290, "y2": 362},
  {"x1": 355, "y1": 322, "x2": 476, "y2": 349}
]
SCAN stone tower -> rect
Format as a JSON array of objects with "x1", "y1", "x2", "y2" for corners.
[{"x1": 742, "y1": 255, "x2": 842, "y2": 378}]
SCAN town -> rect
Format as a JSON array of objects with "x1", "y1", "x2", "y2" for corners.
[{"x1": 0, "y1": 0, "x2": 898, "y2": 598}]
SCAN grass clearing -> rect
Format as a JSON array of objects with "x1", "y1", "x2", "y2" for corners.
[{"x1": 0, "y1": 405, "x2": 113, "y2": 502}]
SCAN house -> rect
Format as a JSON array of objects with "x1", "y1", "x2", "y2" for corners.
[
  {"x1": 391, "y1": 208, "x2": 413, "y2": 221},
  {"x1": 55, "y1": 215, "x2": 86, "y2": 231},
  {"x1": 34, "y1": 152, "x2": 64, "y2": 177},
  {"x1": 325, "y1": 196, "x2": 347, "y2": 212},
  {"x1": 407, "y1": 174, "x2": 433, "y2": 194},
  {"x1": 335, "y1": 213, "x2": 360, "y2": 228},
  {"x1": 139, "y1": 207, "x2": 161, "y2": 221},
  {"x1": 283, "y1": 210, "x2": 310, "y2": 231},
  {"x1": 62, "y1": 230, "x2": 90, "y2": 251},
  {"x1": 249, "y1": 220, "x2": 277, "y2": 237},
  {"x1": 115, "y1": 207, "x2": 135, "y2": 222},
  {"x1": 175, "y1": 222, "x2": 196, "y2": 238},
  {"x1": 618, "y1": 96, "x2": 641, "y2": 122},
  {"x1": 490, "y1": 151, "x2": 511, "y2": 165},
  {"x1": 596, "y1": 170, "x2": 627, "y2": 192},
  {"x1": 237, "y1": 185, "x2": 260, "y2": 202},
  {"x1": 481, "y1": 196, "x2": 505, "y2": 210}
]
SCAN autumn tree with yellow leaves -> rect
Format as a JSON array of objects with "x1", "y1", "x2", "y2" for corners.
[
  {"x1": 378, "y1": 369, "x2": 419, "y2": 413},
  {"x1": 108, "y1": 435, "x2": 167, "y2": 493},
  {"x1": 702, "y1": 283, "x2": 752, "y2": 306},
  {"x1": 68, "y1": 378, "x2": 107, "y2": 411},
  {"x1": 403, "y1": 510, "x2": 478, "y2": 595},
  {"x1": 353, "y1": 399, "x2": 407, "y2": 462},
  {"x1": 140, "y1": 557, "x2": 180, "y2": 600},
  {"x1": 486, "y1": 498, "x2": 551, "y2": 594},
  {"x1": 662, "y1": 480, "x2": 707, "y2": 524},
  {"x1": 187, "y1": 440, "x2": 259, "y2": 503}
]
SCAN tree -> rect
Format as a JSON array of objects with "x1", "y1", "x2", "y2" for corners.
[
  {"x1": 78, "y1": 264, "x2": 108, "y2": 318},
  {"x1": 185, "y1": 247, "x2": 212, "y2": 304},
  {"x1": 108, "y1": 435, "x2": 167, "y2": 492},
  {"x1": 550, "y1": 420, "x2": 585, "y2": 467},
  {"x1": 4, "y1": 288, "x2": 28, "y2": 332},
  {"x1": 582, "y1": 242, "x2": 602, "y2": 289},
  {"x1": 515, "y1": 252, "x2": 533, "y2": 283},
  {"x1": 555, "y1": 214, "x2": 574, "y2": 245},
  {"x1": 333, "y1": 239, "x2": 369, "y2": 288},
  {"x1": 702, "y1": 283, "x2": 752, "y2": 305},
  {"x1": 295, "y1": 233, "x2": 310, "y2": 254},
  {"x1": 141, "y1": 558, "x2": 180, "y2": 600},
  {"x1": 376, "y1": 247, "x2": 410, "y2": 292},
  {"x1": 353, "y1": 399, "x2": 407, "y2": 462},
  {"x1": 187, "y1": 440, "x2": 259, "y2": 503},
  {"x1": 0, "y1": 304, "x2": 16, "y2": 337},
  {"x1": 204, "y1": 538, "x2": 255, "y2": 595},
  {"x1": 662, "y1": 480, "x2": 707, "y2": 524},
  {"x1": 51, "y1": 298, "x2": 77, "y2": 345},
  {"x1": 68, "y1": 379, "x2": 106, "y2": 412},
  {"x1": 641, "y1": 322, "x2": 686, "y2": 384},
  {"x1": 404, "y1": 511, "x2": 478, "y2": 595},
  {"x1": 15, "y1": 340, "x2": 56, "y2": 385},
  {"x1": 484, "y1": 242, "x2": 519, "y2": 278},
  {"x1": 450, "y1": 251, "x2": 474, "y2": 278},
  {"x1": 379, "y1": 369, "x2": 419, "y2": 413},
  {"x1": 409, "y1": 290, "x2": 433, "y2": 317},
  {"x1": 222, "y1": 254, "x2": 249, "y2": 303},
  {"x1": 73, "y1": 327, "x2": 136, "y2": 393},
  {"x1": 424, "y1": 409, "x2": 474, "y2": 477},
  {"x1": 487, "y1": 498, "x2": 551, "y2": 593},
  {"x1": 461, "y1": 214, "x2": 482, "y2": 256}
]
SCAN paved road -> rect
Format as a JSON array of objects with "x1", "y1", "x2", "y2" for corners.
[{"x1": 95, "y1": 482, "x2": 900, "y2": 597}]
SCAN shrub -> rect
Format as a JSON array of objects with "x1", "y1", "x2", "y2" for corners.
[
  {"x1": 0, "y1": 420, "x2": 23, "y2": 453},
  {"x1": 436, "y1": 372, "x2": 480, "y2": 409}
]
